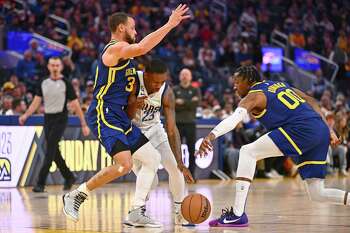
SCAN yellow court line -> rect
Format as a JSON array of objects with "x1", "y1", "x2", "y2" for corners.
[
  {"x1": 19, "y1": 142, "x2": 37, "y2": 187},
  {"x1": 278, "y1": 127, "x2": 302, "y2": 155}
]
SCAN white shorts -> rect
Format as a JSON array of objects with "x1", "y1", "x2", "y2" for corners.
[{"x1": 142, "y1": 123, "x2": 168, "y2": 148}]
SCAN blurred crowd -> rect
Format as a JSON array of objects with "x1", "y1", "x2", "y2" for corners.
[{"x1": 1, "y1": 0, "x2": 350, "y2": 178}]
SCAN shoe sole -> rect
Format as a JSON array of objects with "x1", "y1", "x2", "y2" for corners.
[
  {"x1": 127, "y1": 222, "x2": 162, "y2": 228},
  {"x1": 210, "y1": 223, "x2": 249, "y2": 227},
  {"x1": 62, "y1": 194, "x2": 78, "y2": 223}
]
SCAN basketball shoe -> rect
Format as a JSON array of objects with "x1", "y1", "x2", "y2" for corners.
[
  {"x1": 126, "y1": 205, "x2": 162, "y2": 228},
  {"x1": 62, "y1": 189, "x2": 88, "y2": 222},
  {"x1": 209, "y1": 207, "x2": 248, "y2": 227}
]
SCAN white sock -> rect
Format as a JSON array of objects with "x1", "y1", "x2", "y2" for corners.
[
  {"x1": 77, "y1": 182, "x2": 90, "y2": 196},
  {"x1": 233, "y1": 180, "x2": 250, "y2": 216},
  {"x1": 174, "y1": 202, "x2": 181, "y2": 214}
]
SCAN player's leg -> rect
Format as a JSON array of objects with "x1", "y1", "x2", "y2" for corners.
[
  {"x1": 127, "y1": 140, "x2": 162, "y2": 227},
  {"x1": 305, "y1": 178, "x2": 349, "y2": 205},
  {"x1": 156, "y1": 141, "x2": 191, "y2": 225},
  {"x1": 63, "y1": 139, "x2": 133, "y2": 222},
  {"x1": 209, "y1": 133, "x2": 284, "y2": 227}
]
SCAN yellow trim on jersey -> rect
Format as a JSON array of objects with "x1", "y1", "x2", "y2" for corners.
[
  {"x1": 99, "y1": 68, "x2": 125, "y2": 134},
  {"x1": 125, "y1": 126, "x2": 132, "y2": 135},
  {"x1": 278, "y1": 127, "x2": 302, "y2": 155},
  {"x1": 96, "y1": 61, "x2": 133, "y2": 136},
  {"x1": 253, "y1": 109, "x2": 266, "y2": 119},
  {"x1": 115, "y1": 59, "x2": 130, "y2": 70},
  {"x1": 297, "y1": 160, "x2": 327, "y2": 168},
  {"x1": 96, "y1": 85, "x2": 106, "y2": 139},
  {"x1": 248, "y1": 89, "x2": 263, "y2": 94},
  {"x1": 93, "y1": 66, "x2": 99, "y2": 89},
  {"x1": 251, "y1": 81, "x2": 265, "y2": 88}
]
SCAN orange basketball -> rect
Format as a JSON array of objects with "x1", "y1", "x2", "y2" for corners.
[{"x1": 181, "y1": 193, "x2": 211, "y2": 224}]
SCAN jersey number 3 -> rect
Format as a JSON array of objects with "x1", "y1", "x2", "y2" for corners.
[
  {"x1": 125, "y1": 77, "x2": 135, "y2": 92},
  {"x1": 277, "y1": 88, "x2": 305, "y2": 109}
]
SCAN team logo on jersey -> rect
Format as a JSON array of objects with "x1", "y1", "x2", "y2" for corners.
[{"x1": 0, "y1": 158, "x2": 11, "y2": 181}]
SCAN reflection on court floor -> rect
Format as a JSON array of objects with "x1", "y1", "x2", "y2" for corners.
[{"x1": 1, "y1": 178, "x2": 349, "y2": 233}]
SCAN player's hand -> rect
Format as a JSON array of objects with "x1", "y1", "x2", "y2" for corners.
[
  {"x1": 330, "y1": 129, "x2": 341, "y2": 147},
  {"x1": 19, "y1": 114, "x2": 28, "y2": 125},
  {"x1": 167, "y1": 4, "x2": 191, "y2": 28},
  {"x1": 197, "y1": 133, "x2": 215, "y2": 157},
  {"x1": 178, "y1": 164, "x2": 195, "y2": 183},
  {"x1": 135, "y1": 96, "x2": 148, "y2": 109},
  {"x1": 82, "y1": 125, "x2": 90, "y2": 137}
]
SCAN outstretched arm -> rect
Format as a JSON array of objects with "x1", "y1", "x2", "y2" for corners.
[
  {"x1": 102, "y1": 4, "x2": 190, "y2": 66},
  {"x1": 198, "y1": 92, "x2": 266, "y2": 156},
  {"x1": 163, "y1": 87, "x2": 195, "y2": 183}
]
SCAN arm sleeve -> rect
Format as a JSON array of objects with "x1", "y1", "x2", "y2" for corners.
[
  {"x1": 211, "y1": 107, "x2": 248, "y2": 138},
  {"x1": 35, "y1": 80, "x2": 43, "y2": 97},
  {"x1": 65, "y1": 79, "x2": 78, "y2": 101}
]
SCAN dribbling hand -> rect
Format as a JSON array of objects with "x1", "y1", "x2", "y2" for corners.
[{"x1": 167, "y1": 4, "x2": 191, "y2": 28}]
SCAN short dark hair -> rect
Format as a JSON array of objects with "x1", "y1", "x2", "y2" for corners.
[
  {"x1": 145, "y1": 59, "x2": 168, "y2": 74},
  {"x1": 108, "y1": 12, "x2": 130, "y2": 33},
  {"x1": 48, "y1": 56, "x2": 62, "y2": 63},
  {"x1": 234, "y1": 65, "x2": 262, "y2": 83}
]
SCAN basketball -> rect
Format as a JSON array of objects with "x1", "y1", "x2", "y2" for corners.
[{"x1": 181, "y1": 193, "x2": 211, "y2": 224}]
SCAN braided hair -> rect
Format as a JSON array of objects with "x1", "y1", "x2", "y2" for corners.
[{"x1": 233, "y1": 65, "x2": 262, "y2": 84}]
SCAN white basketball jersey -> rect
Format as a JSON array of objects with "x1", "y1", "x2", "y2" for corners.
[{"x1": 133, "y1": 71, "x2": 168, "y2": 131}]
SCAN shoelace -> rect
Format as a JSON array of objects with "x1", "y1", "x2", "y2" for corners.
[
  {"x1": 73, "y1": 192, "x2": 87, "y2": 211},
  {"x1": 140, "y1": 206, "x2": 151, "y2": 220},
  {"x1": 219, "y1": 206, "x2": 235, "y2": 219}
]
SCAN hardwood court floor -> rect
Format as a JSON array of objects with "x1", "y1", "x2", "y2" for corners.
[{"x1": 1, "y1": 177, "x2": 350, "y2": 233}]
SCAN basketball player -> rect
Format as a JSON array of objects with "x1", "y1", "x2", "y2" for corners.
[
  {"x1": 198, "y1": 65, "x2": 349, "y2": 227},
  {"x1": 63, "y1": 5, "x2": 190, "y2": 227},
  {"x1": 125, "y1": 59, "x2": 195, "y2": 226}
]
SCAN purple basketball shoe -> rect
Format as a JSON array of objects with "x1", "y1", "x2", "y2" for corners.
[{"x1": 209, "y1": 207, "x2": 248, "y2": 227}]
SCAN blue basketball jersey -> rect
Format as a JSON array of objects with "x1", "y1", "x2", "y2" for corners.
[
  {"x1": 249, "y1": 80, "x2": 320, "y2": 130},
  {"x1": 91, "y1": 40, "x2": 137, "y2": 109}
]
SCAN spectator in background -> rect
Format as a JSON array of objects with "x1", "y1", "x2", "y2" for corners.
[
  {"x1": 332, "y1": 112, "x2": 349, "y2": 176},
  {"x1": 16, "y1": 50, "x2": 37, "y2": 84},
  {"x1": 289, "y1": 28, "x2": 306, "y2": 48},
  {"x1": 0, "y1": 95, "x2": 13, "y2": 115},
  {"x1": 174, "y1": 68, "x2": 201, "y2": 178},
  {"x1": 198, "y1": 41, "x2": 216, "y2": 67},
  {"x1": 6, "y1": 98, "x2": 26, "y2": 115},
  {"x1": 62, "y1": 56, "x2": 77, "y2": 79},
  {"x1": 67, "y1": 28, "x2": 84, "y2": 50},
  {"x1": 27, "y1": 39, "x2": 42, "y2": 57}
]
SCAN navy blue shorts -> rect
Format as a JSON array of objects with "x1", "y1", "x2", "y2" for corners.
[
  {"x1": 268, "y1": 117, "x2": 330, "y2": 179},
  {"x1": 87, "y1": 103, "x2": 143, "y2": 156}
]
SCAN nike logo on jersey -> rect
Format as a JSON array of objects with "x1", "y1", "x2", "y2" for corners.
[{"x1": 223, "y1": 217, "x2": 240, "y2": 224}]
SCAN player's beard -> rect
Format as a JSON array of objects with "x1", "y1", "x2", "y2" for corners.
[{"x1": 125, "y1": 32, "x2": 135, "y2": 44}]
